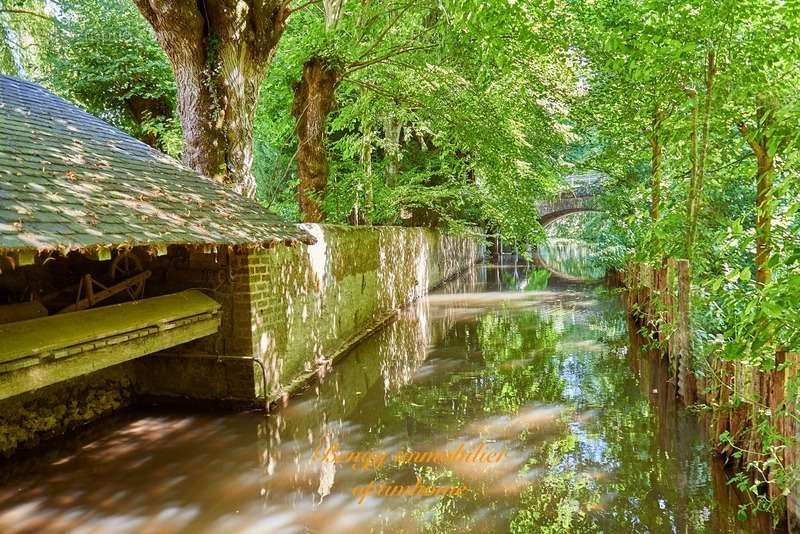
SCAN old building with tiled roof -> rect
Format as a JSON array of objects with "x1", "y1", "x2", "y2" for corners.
[
  {"x1": 0, "y1": 74, "x2": 311, "y2": 254},
  {"x1": 0, "y1": 75, "x2": 314, "y2": 427},
  {"x1": 0, "y1": 75, "x2": 480, "y2": 460}
]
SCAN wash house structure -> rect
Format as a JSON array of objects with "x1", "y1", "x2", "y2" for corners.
[
  {"x1": 0, "y1": 75, "x2": 320, "y2": 452},
  {"x1": 0, "y1": 75, "x2": 481, "y2": 456}
]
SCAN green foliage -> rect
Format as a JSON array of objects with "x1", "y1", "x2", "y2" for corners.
[
  {"x1": 45, "y1": 0, "x2": 180, "y2": 154},
  {"x1": 0, "y1": 0, "x2": 181, "y2": 153},
  {"x1": 252, "y1": 0, "x2": 575, "y2": 243},
  {"x1": 0, "y1": 0, "x2": 51, "y2": 77},
  {"x1": 566, "y1": 0, "x2": 800, "y2": 518},
  {"x1": 4, "y1": 3, "x2": 800, "y2": 519}
]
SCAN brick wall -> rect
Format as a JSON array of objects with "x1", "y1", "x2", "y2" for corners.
[
  {"x1": 232, "y1": 225, "x2": 481, "y2": 401},
  {"x1": 138, "y1": 226, "x2": 480, "y2": 404}
]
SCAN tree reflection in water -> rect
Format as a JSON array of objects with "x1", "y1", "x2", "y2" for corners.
[{"x1": 0, "y1": 265, "x2": 765, "y2": 533}]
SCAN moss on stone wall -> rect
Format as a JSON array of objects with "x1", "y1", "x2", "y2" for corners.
[
  {"x1": 0, "y1": 366, "x2": 135, "y2": 457},
  {"x1": 235, "y1": 225, "x2": 482, "y2": 400}
]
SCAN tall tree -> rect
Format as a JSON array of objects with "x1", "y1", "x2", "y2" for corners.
[
  {"x1": 133, "y1": 0, "x2": 294, "y2": 197},
  {"x1": 289, "y1": 0, "x2": 435, "y2": 221}
]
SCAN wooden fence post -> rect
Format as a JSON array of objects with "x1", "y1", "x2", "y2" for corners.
[
  {"x1": 777, "y1": 351, "x2": 800, "y2": 528},
  {"x1": 675, "y1": 260, "x2": 696, "y2": 404},
  {"x1": 666, "y1": 258, "x2": 677, "y2": 368}
]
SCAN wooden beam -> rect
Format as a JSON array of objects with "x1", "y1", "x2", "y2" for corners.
[
  {"x1": 57, "y1": 271, "x2": 151, "y2": 314},
  {"x1": 1, "y1": 290, "x2": 220, "y2": 363},
  {"x1": 0, "y1": 316, "x2": 220, "y2": 401}
]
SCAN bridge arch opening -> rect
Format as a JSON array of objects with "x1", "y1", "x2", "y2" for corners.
[{"x1": 535, "y1": 210, "x2": 609, "y2": 282}]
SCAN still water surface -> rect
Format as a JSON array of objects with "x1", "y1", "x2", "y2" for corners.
[
  {"x1": 0, "y1": 265, "x2": 764, "y2": 533},
  {"x1": 536, "y1": 238, "x2": 606, "y2": 281}
]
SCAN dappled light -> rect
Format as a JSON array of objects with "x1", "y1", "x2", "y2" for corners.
[
  {"x1": 0, "y1": 77, "x2": 311, "y2": 253},
  {"x1": 0, "y1": 0, "x2": 798, "y2": 530},
  {"x1": 0, "y1": 264, "x2": 764, "y2": 532}
]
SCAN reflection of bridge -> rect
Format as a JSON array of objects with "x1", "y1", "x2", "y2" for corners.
[
  {"x1": 534, "y1": 174, "x2": 605, "y2": 281},
  {"x1": 536, "y1": 174, "x2": 604, "y2": 226}
]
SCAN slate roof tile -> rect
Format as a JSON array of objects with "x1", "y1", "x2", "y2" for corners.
[{"x1": 0, "y1": 75, "x2": 312, "y2": 253}]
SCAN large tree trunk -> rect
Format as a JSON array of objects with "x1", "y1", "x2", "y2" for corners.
[
  {"x1": 292, "y1": 57, "x2": 340, "y2": 222},
  {"x1": 133, "y1": 1, "x2": 289, "y2": 198},
  {"x1": 737, "y1": 104, "x2": 777, "y2": 475}
]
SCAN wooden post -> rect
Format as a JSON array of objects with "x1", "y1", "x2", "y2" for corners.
[
  {"x1": 784, "y1": 352, "x2": 800, "y2": 532},
  {"x1": 675, "y1": 260, "x2": 695, "y2": 404},
  {"x1": 766, "y1": 350, "x2": 787, "y2": 501},
  {"x1": 654, "y1": 265, "x2": 668, "y2": 345},
  {"x1": 666, "y1": 258, "x2": 677, "y2": 367},
  {"x1": 626, "y1": 262, "x2": 639, "y2": 313}
]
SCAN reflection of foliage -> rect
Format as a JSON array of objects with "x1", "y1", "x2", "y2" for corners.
[
  {"x1": 412, "y1": 465, "x2": 476, "y2": 534},
  {"x1": 511, "y1": 436, "x2": 599, "y2": 533},
  {"x1": 510, "y1": 342, "x2": 715, "y2": 532},
  {"x1": 538, "y1": 236, "x2": 607, "y2": 280},
  {"x1": 478, "y1": 307, "x2": 561, "y2": 413},
  {"x1": 382, "y1": 307, "x2": 561, "y2": 434},
  {"x1": 525, "y1": 268, "x2": 551, "y2": 290},
  {"x1": 338, "y1": 267, "x2": 718, "y2": 531}
]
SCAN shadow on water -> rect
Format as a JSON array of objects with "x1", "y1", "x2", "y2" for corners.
[{"x1": 0, "y1": 264, "x2": 774, "y2": 533}]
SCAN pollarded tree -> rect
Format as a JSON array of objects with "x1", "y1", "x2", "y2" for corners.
[
  {"x1": 283, "y1": 0, "x2": 576, "y2": 230},
  {"x1": 133, "y1": 0, "x2": 306, "y2": 197},
  {"x1": 284, "y1": 0, "x2": 440, "y2": 221}
]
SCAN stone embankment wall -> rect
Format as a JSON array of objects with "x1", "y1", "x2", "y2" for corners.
[{"x1": 224, "y1": 225, "x2": 482, "y2": 401}]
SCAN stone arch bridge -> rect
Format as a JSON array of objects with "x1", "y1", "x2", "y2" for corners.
[
  {"x1": 533, "y1": 177, "x2": 605, "y2": 281},
  {"x1": 536, "y1": 179, "x2": 603, "y2": 226}
]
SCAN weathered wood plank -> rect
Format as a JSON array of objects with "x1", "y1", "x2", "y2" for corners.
[
  {"x1": 0, "y1": 290, "x2": 220, "y2": 363},
  {"x1": 0, "y1": 317, "x2": 220, "y2": 400}
]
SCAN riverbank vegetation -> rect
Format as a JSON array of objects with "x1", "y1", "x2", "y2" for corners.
[
  {"x1": 2, "y1": 0, "x2": 799, "y2": 525},
  {"x1": 568, "y1": 0, "x2": 800, "y2": 521}
]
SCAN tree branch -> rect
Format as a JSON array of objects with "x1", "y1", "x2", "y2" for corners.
[
  {"x1": 346, "y1": 44, "x2": 435, "y2": 74},
  {"x1": 288, "y1": 0, "x2": 322, "y2": 15},
  {"x1": 356, "y1": 2, "x2": 412, "y2": 60},
  {"x1": 0, "y1": 8, "x2": 52, "y2": 21}
]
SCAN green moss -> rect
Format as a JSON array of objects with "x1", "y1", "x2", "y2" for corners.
[{"x1": 0, "y1": 375, "x2": 134, "y2": 457}]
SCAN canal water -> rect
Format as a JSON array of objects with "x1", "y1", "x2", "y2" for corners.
[{"x1": 0, "y1": 264, "x2": 766, "y2": 533}]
